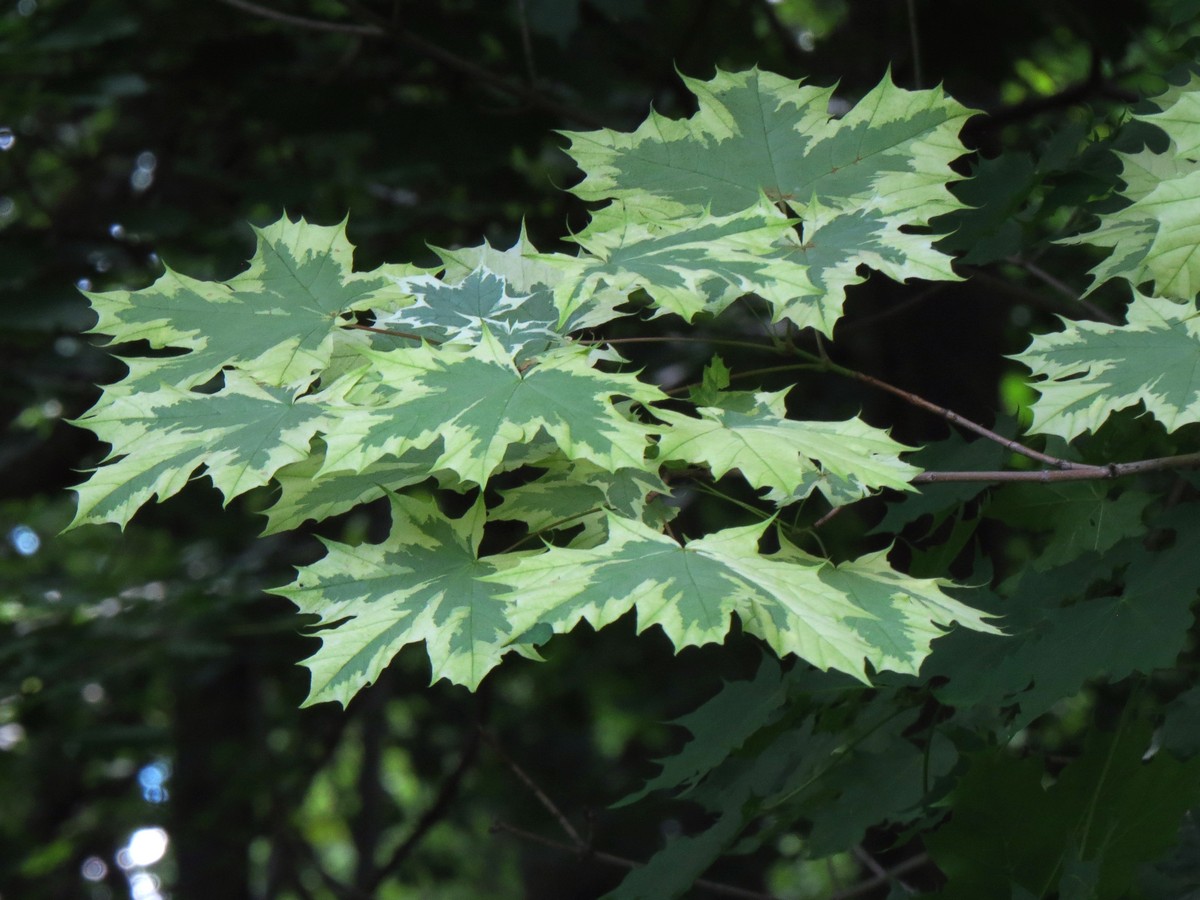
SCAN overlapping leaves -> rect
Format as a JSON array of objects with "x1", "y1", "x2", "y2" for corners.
[
  {"x1": 87, "y1": 216, "x2": 422, "y2": 393},
  {"x1": 1066, "y1": 81, "x2": 1200, "y2": 299},
  {"x1": 491, "y1": 514, "x2": 997, "y2": 682},
  {"x1": 70, "y1": 70, "x2": 998, "y2": 706},
  {"x1": 557, "y1": 68, "x2": 972, "y2": 331}
]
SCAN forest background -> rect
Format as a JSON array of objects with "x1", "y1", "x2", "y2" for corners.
[{"x1": 5, "y1": 1, "x2": 1200, "y2": 898}]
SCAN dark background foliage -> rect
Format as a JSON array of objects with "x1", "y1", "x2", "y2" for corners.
[{"x1": 3, "y1": 1, "x2": 1198, "y2": 898}]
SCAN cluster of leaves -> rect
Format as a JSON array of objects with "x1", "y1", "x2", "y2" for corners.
[{"x1": 68, "y1": 58, "x2": 1200, "y2": 897}]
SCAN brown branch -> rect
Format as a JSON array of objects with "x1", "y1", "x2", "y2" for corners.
[
  {"x1": 913, "y1": 451, "x2": 1200, "y2": 484},
  {"x1": 814, "y1": 354, "x2": 1086, "y2": 471},
  {"x1": 1004, "y1": 256, "x2": 1119, "y2": 325},
  {"x1": 362, "y1": 729, "x2": 482, "y2": 892},
  {"x1": 482, "y1": 731, "x2": 584, "y2": 847}
]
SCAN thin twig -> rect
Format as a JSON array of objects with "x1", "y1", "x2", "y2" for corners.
[
  {"x1": 490, "y1": 820, "x2": 781, "y2": 900},
  {"x1": 906, "y1": 0, "x2": 923, "y2": 89},
  {"x1": 1005, "y1": 256, "x2": 1118, "y2": 325},
  {"x1": 336, "y1": 0, "x2": 606, "y2": 128},
  {"x1": 811, "y1": 505, "x2": 846, "y2": 529},
  {"x1": 363, "y1": 730, "x2": 482, "y2": 891},
  {"x1": 348, "y1": 323, "x2": 436, "y2": 343},
  {"x1": 482, "y1": 731, "x2": 585, "y2": 847},
  {"x1": 812, "y1": 353, "x2": 1087, "y2": 470},
  {"x1": 830, "y1": 854, "x2": 930, "y2": 900},
  {"x1": 219, "y1": 0, "x2": 382, "y2": 36}
]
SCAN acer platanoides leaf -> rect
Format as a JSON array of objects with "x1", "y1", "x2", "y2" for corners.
[
  {"x1": 655, "y1": 388, "x2": 920, "y2": 506},
  {"x1": 491, "y1": 514, "x2": 997, "y2": 681},
  {"x1": 1064, "y1": 83, "x2": 1200, "y2": 299},
  {"x1": 375, "y1": 266, "x2": 568, "y2": 361},
  {"x1": 317, "y1": 330, "x2": 665, "y2": 485},
  {"x1": 86, "y1": 214, "x2": 422, "y2": 393},
  {"x1": 433, "y1": 227, "x2": 630, "y2": 330},
  {"x1": 71, "y1": 370, "x2": 334, "y2": 529},
  {"x1": 1015, "y1": 292, "x2": 1200, "y2": 439},
  {"x1": 272, "y1": 495, "x2": 523, "y2": 704}
]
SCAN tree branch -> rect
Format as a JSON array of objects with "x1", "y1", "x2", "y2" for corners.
[
  {"x1": 219, "y1": 0, "x2": 382, "y2": 36},
  {"x1": 809, "y1": 353, "x2": 1087, "y2": 470},
  {"x1": 362, "y1": 729, "x2": 482, "y2": 892},
  {"x1": 914, "y1": 451, "x2": 1200, "y2": 484}
]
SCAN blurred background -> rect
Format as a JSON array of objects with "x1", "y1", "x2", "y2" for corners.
[{"x1": 1, "y1": 1, "x2": 1194, "y2": 897}]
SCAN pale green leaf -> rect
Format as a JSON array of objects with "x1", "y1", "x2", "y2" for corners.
[
  {"x1": 491, "y1": 454, "x2": 671, "y2": 547},
  {"x1": 434, "y1": 226, "x2": 630, "y2": 329},
  {"x1": 655, "y1": 388, "x2": 920, "y2": 506},
  {"x1": 375, "y1": 266, "x2": 569, "y2": 361},
  {"x1": 271, "y1": 495, "x2": 521, "y2": 703},
  {"x1": 1065, "y1": 84, "x2": 1200, "y2": 299},
  {"x1": 553, "y1": 199, "x2": 813, "y2": 322},
  {"x1": 492, "y1": 514, "x2": 997, "y2": 681},
  {"x1": 562, "y1": 68, "x2": 971, "y2": 222},
  {"x1": 558, "y1": 69, "x2": 970, "y2": 330},
  {"x1": 71, "y1": 371, "x2": 333, "y2": 529},
  {"x1": 1015, "y1": 292, "x2": 1200, "y2": 439},
  {"x1": 86, "y1": 214, "x2": 423, "y2": 392},
  {"x1": 317, "y1": 330, "x2": 665, "y2": 485}
]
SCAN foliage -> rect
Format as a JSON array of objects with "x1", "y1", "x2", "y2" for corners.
[{"x1": 11, "y1": 2, "x2": 1200, "y2": 899}]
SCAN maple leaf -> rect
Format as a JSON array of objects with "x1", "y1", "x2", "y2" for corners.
[
  {"x1": 271, "y1": 495, "x2": 526, "y2": 704},
  {"x1": 1064, "y1": 83, "x2": 1200, "y2": 299},
  {"x1": 552, "y1": 199, "x2": 813, "y2": 323},
  {"x1": 1014, "y1": 291, "x2": 1200, "y2": 439},
  {"x1": 491, "y1": 514, "x2": 998, "y2": 681},
  {"x1": 374, "y1": 266, "x2": 568, "y2": 361},
  {"x1": 70, "y1": 371, "x2": 334, "y2": 529},
  {"x1": 655, "y1": 388, "x2": 919, "y2": 506},
  {"x1": 316, "y1": 330, "x2": 666, "y2": 486},
  {"x1": 86, "y1": 215, "x2": 422, "y2": 393},
  {"x1": 433, "y1": 227, "x2": 630, "y2": 330},
  {"x1": 557, "y1": 69, "x2": 970, "y2": 331}
]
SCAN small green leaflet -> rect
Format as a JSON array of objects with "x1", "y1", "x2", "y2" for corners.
[
  {"x1": 985, "y1": 483, "x2": 1152, "y2": 571},
  {"x1": 433, "y1": 228, "x2": 630, "y2": 330},
  {"x1": 1015, "y1": 292, "x2": 1200, "y2": 439},
  {"x1": 492, "y1": 514, "x2": 998, "y2": 681},
  {"x1": 271, "y1": 494, "x2": 523, "y2": 704},
  {"x1": 86, "y1": 215, "x2": 421, "y2": 392},
  {"x1": 375, "y1": 267, "x2": 568, "y2": 361},
  {"x1": 655, "y1": 387, "x2": 919, "y2": 506},
  {"x1": 1065, "y1": 82, "x2": 1200, "y2": 299},
  {"x1": 317, "y1": 331, "x2": 665, "y2": 485},
  {"x1": 71, "y1": 371, "x2": 334, "y2": 529}
]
